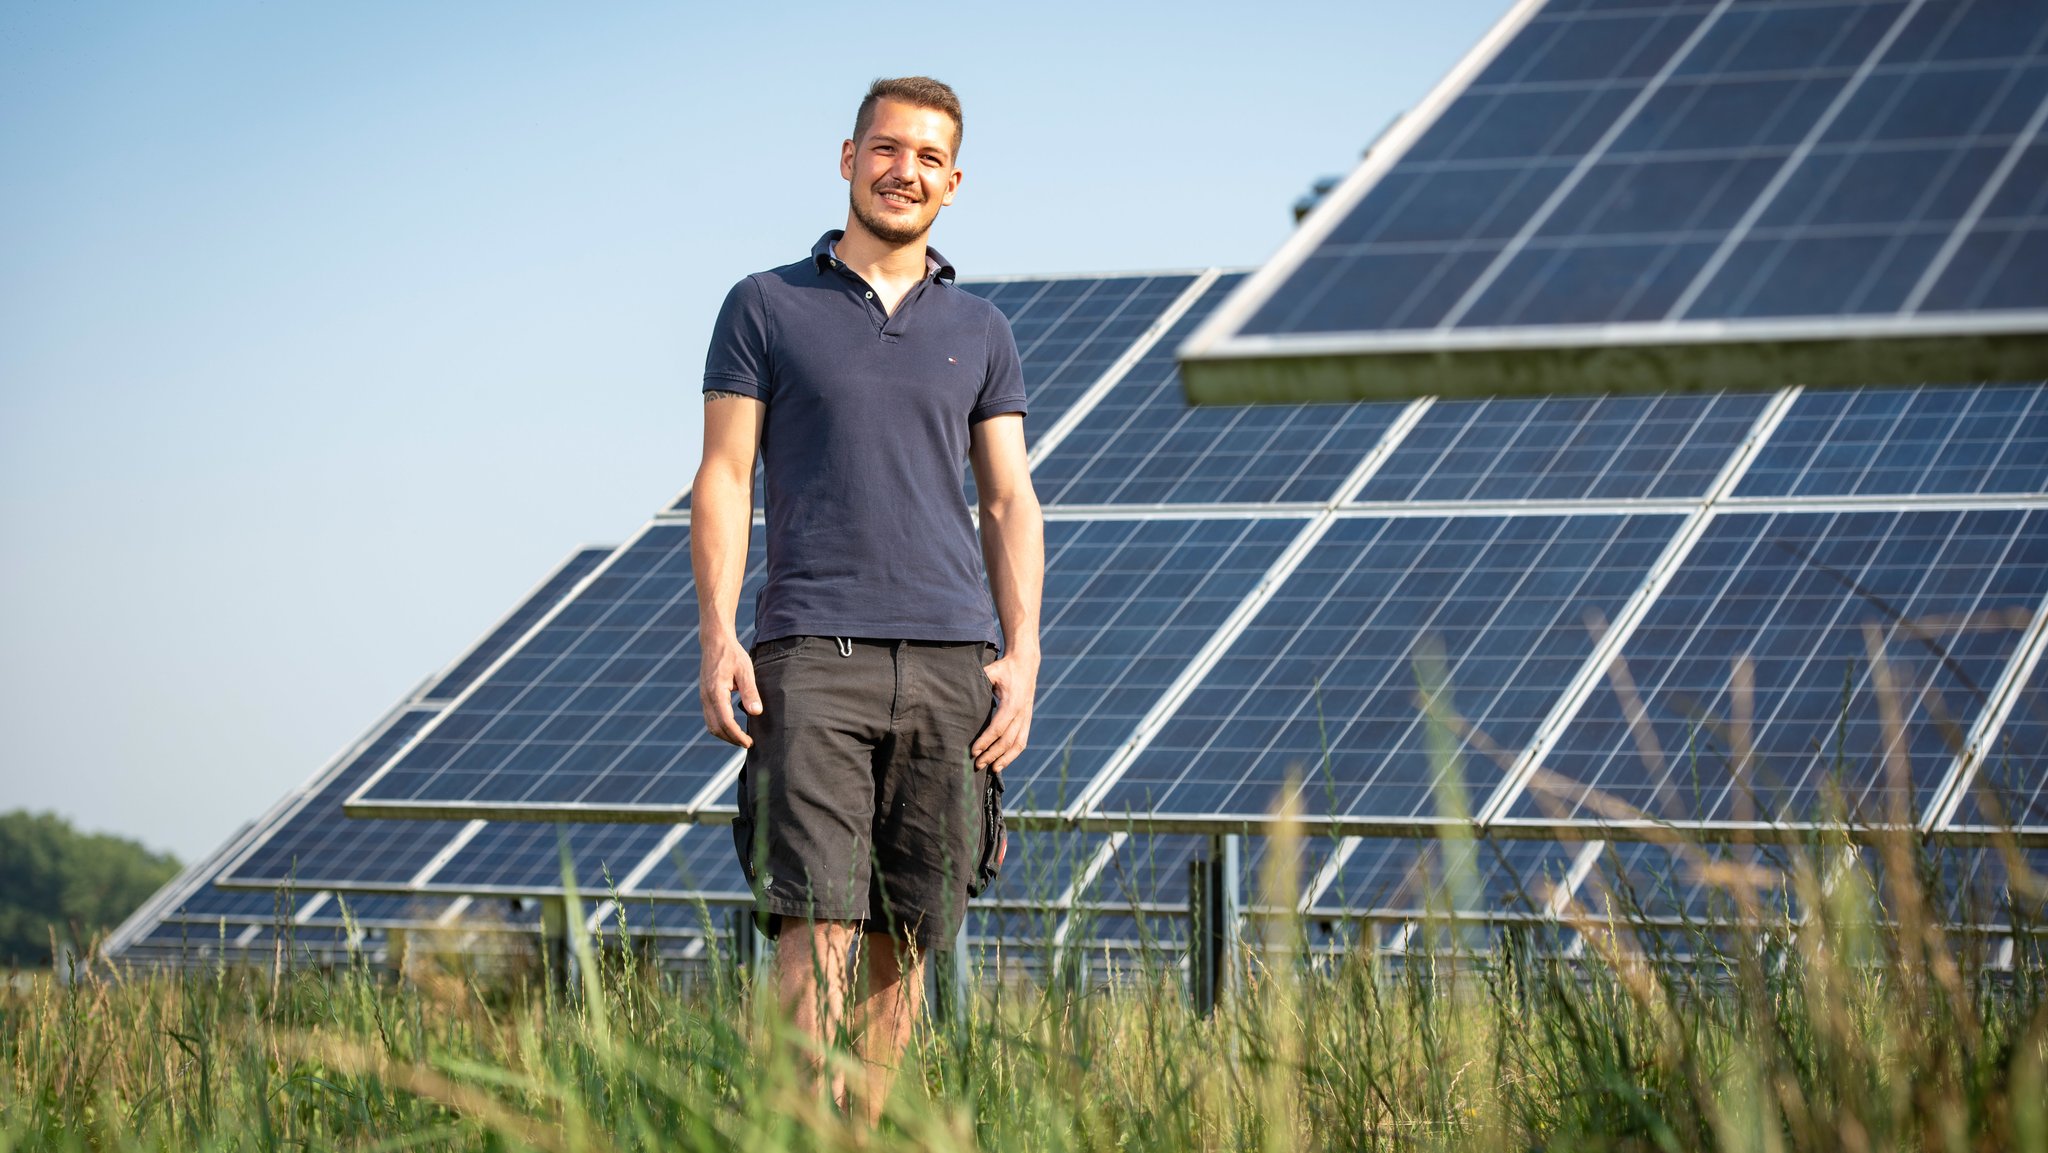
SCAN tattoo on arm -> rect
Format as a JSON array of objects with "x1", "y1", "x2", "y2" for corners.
[{"x1": 704, "y1": 390, "x2": 750, "y2": 403}]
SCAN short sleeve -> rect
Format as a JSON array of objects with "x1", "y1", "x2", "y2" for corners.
[
  {"x1": 970, "y1": 305, "x2": 1029, "y2": 424},
  {"x1": 703, "y1": 276, "x2": 772, "y2": 402}
]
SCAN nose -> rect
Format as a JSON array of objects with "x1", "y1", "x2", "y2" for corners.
[{"x1": 888, "y1": 149, "x2": 917, "y2": 183}]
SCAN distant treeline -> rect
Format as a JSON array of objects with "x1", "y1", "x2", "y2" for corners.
[{"x1": 0, "y1": 810, "x2": 179, "y2": 967}]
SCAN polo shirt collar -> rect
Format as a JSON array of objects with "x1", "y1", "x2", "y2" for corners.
[{"x1": 811, "y1": 230, "x2": 955, "y2": 283}]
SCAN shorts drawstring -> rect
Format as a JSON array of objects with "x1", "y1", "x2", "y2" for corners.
[{"x1": 835, "y1": 636, "x2": 853, "y2": 657}]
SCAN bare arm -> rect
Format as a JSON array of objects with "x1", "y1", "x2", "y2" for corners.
[
  {"x1": 692, "y1": 395, "x2": 766, "y2": 747},
  {"x1": 967, "y1": 412, "x2": 1043, "y2": 772}
]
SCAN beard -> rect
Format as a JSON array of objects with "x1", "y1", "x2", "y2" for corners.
[{"x1": 849, "y1": 184, "x2": 934, "y2": 245}]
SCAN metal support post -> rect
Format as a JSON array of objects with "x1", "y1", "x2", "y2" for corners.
[
  {"x1": 538, "y1": 896, "x2": 570, "y2": 994},
  {"x1": 386, "y1": 927, "x2": 409, "y2": 982},
  {"x1": 1189, "y1": 833, "x2": 1243, "y2": 1017}
]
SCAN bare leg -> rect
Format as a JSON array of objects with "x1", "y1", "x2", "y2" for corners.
[
  {"x1": 774, "y1": 920, "x2": 857, "y2": 1102},
  {"x1": 850, "y1": 931, "x2": 926, "y2": 1126}
]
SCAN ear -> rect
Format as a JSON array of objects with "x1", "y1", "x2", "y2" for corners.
[
  {"x1": 940, "y1": 166, "x2": 963, "y2": 207},
  {"x1": 840, "y1": 137, "x2": 856, "y2": 182}
]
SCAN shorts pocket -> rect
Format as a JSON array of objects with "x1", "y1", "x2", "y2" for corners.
[
  {"x1": 968, "y1": 768, "x2": 1005, "y2": 899},
  {"x1": 732, "y1": 762, "x2": 763, "y2": 888}
]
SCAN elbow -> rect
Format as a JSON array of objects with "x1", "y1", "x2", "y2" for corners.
[
  {"x1": 979, "y1": 486, "x2": 1042, "y2": 527},
  {"x1": 692, "y1": 461, "x2": 753, "y2": 510}
]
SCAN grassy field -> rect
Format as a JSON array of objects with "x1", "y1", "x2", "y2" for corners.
[{"x1": 3, "y1": 814, "x2": 2044, "y2": 1153}]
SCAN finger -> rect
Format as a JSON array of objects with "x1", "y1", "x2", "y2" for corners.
[
  {"x1": 702, "y1": 682, "x2": 753, "y2": 747},
  {"x1": 718, "y1": 707, "x2": 754, "y2": 748},
  {"x1": 969, "y1": 681, "x2": 1006, "y2": 757},
  {"x1": 994, "y1": 741, "x2": 1025, "y2": 773},
  {"x1": 735, "y1": 658, "x2": 762, "y2": 716},
  {"x1": 975, "y1": 710, "x2": 1024, "y2": 769},
  {"x1": 970, "y1": 718, "x2": 999, "y2": 760},
  {"x1": 986, "y1": 719, "x2": 1028, "y2": 773},
  {"x1": 973, "y1": 699, "x2": 1020, "y2": 761}
]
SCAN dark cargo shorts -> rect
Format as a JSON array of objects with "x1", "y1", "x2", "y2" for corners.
[{"x1": 732, "y1": 636, "x2": 998, "y2": 953}]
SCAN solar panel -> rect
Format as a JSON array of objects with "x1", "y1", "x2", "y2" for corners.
[
  {"x1": 426, "y1": 822, "x2": 678, "y2": 894},
  {"x1": 114, "y1": 265, "x2": 2047, "y2": 973},
  {"x1": 1925, "y1": 846, "x2": 2048, "y2": 931},
  {"x1": 991, "y1": 515, "x2": 1309, "y2": 814},
  {"x1": 1734, "y1": 383, "x2": 2048, "y2": 497},
  {"x1": 1353, "y1": 391, "x2": 1770, "y2": 503},
  {"x1": 424, "y1": 548, "x2": 613, "y2": 700},
  {"x1": 1033, "y1": 274, "x2": 1405, "y2": 506},
  {"x1": 1573, "y1": 840, "x2": 1804, "y2": 926},
  {"x1": 354, "y1": 515, "x2": 1305, "y2": 823},
  {"x1": 1501, "y1": 507, "x2": 2048, "y2": 830},
  {"x1": 1179, "y1": 0, "x2": 2048, "y2": 403},
  {"x1": 607, "y1": 824, "x2": 752, "y2": 901},
  {"x1": 157, "y1": 884, "x2": 293, "y2": 922},
  {"x1": 962, "y1": 273, "x2": 1201, "y2": 443},
  {"x1": 218, "y1": 546, "x2": 649, "y2": 895},
  {"x1": 1074, "y1": 832, "x2": 1341, "y2": 914},
  {"x1": 1946, "y1": 631, "x2": 2048, "y2": 830},
  {"x1": 218, "y1": 706, "x2": 468, "y2": 889},
  {"x1": 1090, "y1": 514, "x2": 1681, "y2": 826},
  {"x1": 1312, "y1": 836, "x2": 1582, "y2": 923},
  {"x1": 346, "y1": 525, "x2": 767, "y2": 819}
]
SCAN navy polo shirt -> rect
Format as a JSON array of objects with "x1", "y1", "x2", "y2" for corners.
[{"x1": 703, "y1": 230, "x2": 1028, "y2": 646}]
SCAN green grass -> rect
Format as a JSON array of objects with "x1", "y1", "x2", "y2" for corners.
[
  {"x1": 2, "y1": 818, "x2": 2043, "y2": 1153},
  {"x1": 10, "y1": 641, "x2": 2044, "y2": 1151}
]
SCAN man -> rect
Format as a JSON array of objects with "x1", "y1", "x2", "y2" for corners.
[{"x1": 690, "y1": 76, "x2": 1043, "y2": 1121}]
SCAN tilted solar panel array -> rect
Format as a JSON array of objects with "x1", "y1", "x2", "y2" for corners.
[
  {"x1": 1180, "y1": 0, "x2": 2048, "y2": 401},
  {"x1": 311, "y1": 258, "x2": 2047, "y2": 956},
  {"x1": 122, "y1": 1, "x2": 2048, "y2": 966},
  {"x1": 105, "y1": 547, "x2": 740, "y2": 967}
]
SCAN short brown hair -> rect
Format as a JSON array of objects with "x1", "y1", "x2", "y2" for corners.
[{"x1": 853, "y1": 76, "x2": 963, "y2": 160}]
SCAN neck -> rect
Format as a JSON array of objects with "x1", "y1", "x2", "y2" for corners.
[{"x1": 836, "y1": 217, "x2": 929, "y2": 286}]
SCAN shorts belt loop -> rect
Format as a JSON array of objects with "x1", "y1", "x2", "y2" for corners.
[{"x1": 835, "y1": 637, "x2": 853, "y2": 657}]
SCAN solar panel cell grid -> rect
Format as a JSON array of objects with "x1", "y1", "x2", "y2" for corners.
[
  {"x1": 1318, "y1": 837, "x2": 1581, "y2": 918},
  {"x1": 997, "y1": 516, "x2": 1309, "y2": 813},
  {"x1": 1072, "y1": 833, "x2": 1341, "y2": 913},
  {"x1": 962, "y1": 275, "x2": 1198, "y2": 441},
  {"x1": 1577, "y1": 841, "x2": 1806, "y2": 923},
  {"x1": 1035, "y1": 274, "x2": 1405, "y2": 506},
  {"x1": 1354, "y1": 391, "x2": 1767, "y2": 503},
  {"x1": 224, "y1": 708, "x2": 467, "y2": 886},
  {"x1": 974, "y1": 830, "x2": 1110, "y2": 907},
  {"x1": 617, "y1": 825, "x2": 750, "y2": 899},
  {"x1": 1952, "y1": 644, "x2": 2048, "y2": 828},
  {"x1": 1735, "y1": 384, "x2": 2048, "y2": 498},
  {"x1": 352, "y1": 526, "x2": 765, "y2": 811},
  {"x1": 424, "y1": 548, "x2": 614, "y2": 701},
  {"x1": 1228, "y1": 0, "x2": 2048, "y2": 346},
  {"x1": 1515, "y1": 508, "x2": 2048, "y2": 827},
  {"x1": 428, "y1": 822, "x2": 676, "y2": 892},
  {"x1": 1097, "y1": 514, "x2": 1681, "y2": 822},
  {"x1": 310, "y1": 894, "x2": 466, "y2": 925},
  {"x1": 165, "y1": 886, "x2": 290, "y2": 920}
]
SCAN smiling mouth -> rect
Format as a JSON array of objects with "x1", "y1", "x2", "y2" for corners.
[{"x1": 877, "y1": 188, "x2": 920, "y2": 209}]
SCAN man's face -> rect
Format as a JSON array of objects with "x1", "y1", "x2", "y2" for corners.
[{"x1": 841, "y1": 98, "x2": 962, "y2": 246}]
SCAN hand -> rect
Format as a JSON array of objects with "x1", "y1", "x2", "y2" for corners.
[
  {"x1": 971, "y1": 649, "x2": 1038, "y2": 773},
  {"x1": 700, "y1": 632, "x2": 761, "y2": 747}
]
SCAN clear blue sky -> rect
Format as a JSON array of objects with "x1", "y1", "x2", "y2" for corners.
[{"x1": 0, "y1": 1, "x2": 1516, "y2": 861}]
